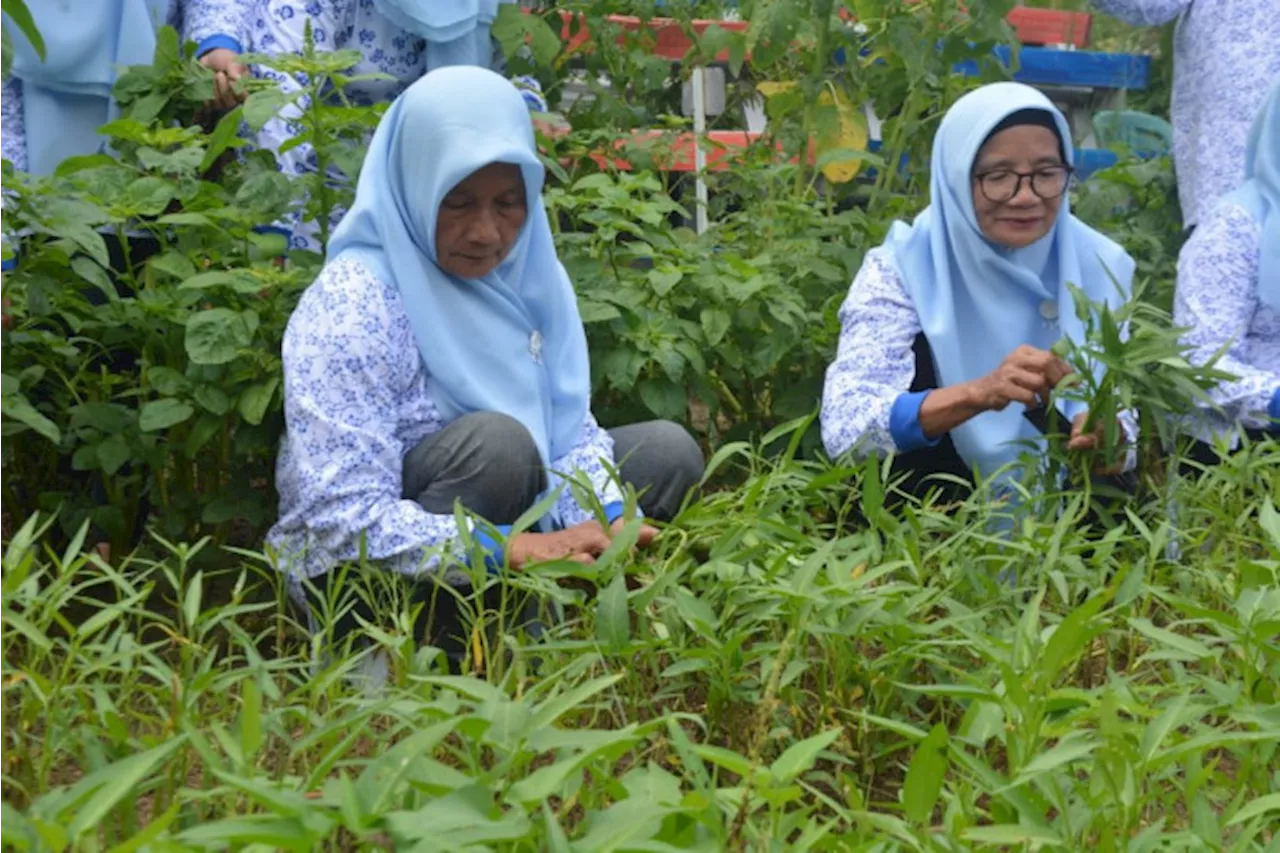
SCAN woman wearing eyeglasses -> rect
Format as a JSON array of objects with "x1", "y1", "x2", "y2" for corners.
[{"x1": 821, "y1": 82, "x2": 1138, "y2": 501}]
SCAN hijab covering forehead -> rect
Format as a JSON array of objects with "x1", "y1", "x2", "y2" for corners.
[
  {"x1": 1223, "y1": 79, "x2": 1280, "y2": 312},
  {"x1": 371, "y1": 0, "x2": 512, "y2": 70},
  {"x1": 327, "y1": 66, "x2": 589, "y2": 469},
  {"x1": 6, "y1": 0, "x2": 169, "y2": 175},
  {"x1": 885, "y1": 82, "x2": 1135, "y2": 480}
]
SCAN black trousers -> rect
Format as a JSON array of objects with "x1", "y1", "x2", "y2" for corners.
[{"x1": 879, "y1": 334, "x2": 976, "y2": 506}]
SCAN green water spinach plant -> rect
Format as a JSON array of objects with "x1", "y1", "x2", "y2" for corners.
[{"x1": 1047, "y1": 280, "x2": 1236, "y2": 486}]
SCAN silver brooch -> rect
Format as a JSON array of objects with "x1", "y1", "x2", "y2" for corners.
[
  {"x1": 1038, "y1": 299, "x2": 1059, "y2": 327},
  {"x1": 529, "y1": 330, "x2": 543, "y2": 364}
]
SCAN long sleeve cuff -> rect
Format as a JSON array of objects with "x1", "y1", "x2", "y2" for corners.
[
  {"x1": 511, "y1": 75, "x2": 548, "y2": 113},
  {"x1": 890, "y1": 391, "x2": 941, "y2": 452},
  {"x1": 603, "y1": 501, "x2": 629, "y2": 524},
  {"x1": 471, "y1": 524, "x2": 512, "y2": 575},
  {"x1": 196, "y1": 35, "x2": 243, "y2": 58}
]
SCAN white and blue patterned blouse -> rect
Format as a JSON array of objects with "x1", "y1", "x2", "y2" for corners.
[
  {"x1": 1089, "y1": 0, "x2": 1280, "y2": 227},
  {"x1": 245, "y1": 0, "x2": 547, "y2": 253},
  {"x1": 821, "y1": 246, "x2": 1138, "y2": 471},
  {"x1": 1173, "y1": 200, "x2": 1280, "y2": 442},
  {"x1": 0, "y1": 0, "x2": 248, "y2": 173},
  {"x1": 268, "y1": 256, "x2": 625, "y2": 581}
]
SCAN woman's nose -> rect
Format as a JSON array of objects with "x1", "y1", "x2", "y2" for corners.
[{"x1": 466, "y1": 209, "x2": 501, "y2": 243}]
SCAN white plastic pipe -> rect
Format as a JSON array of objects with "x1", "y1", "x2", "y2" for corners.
[{"x1": 691, "y1": 65, "x2": 709, "y2": 235}]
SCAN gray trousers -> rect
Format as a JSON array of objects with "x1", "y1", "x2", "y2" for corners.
[
  {"x1": 310, "y1": 413, "x2": 703, "y2": 669},
  {"x1": 401, "y1": 412, "x2": 704, "y2": 524}
]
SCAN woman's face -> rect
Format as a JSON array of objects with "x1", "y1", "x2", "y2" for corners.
[
  {"x1": 436, "y1": 162, "x2": 528, "y2": 279},
  {"x1": 970, "y1": 124, "x2": 1068, "y2": 249}
]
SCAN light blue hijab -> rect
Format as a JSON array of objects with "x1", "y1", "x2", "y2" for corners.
[
  {"x1": 327, "y1": 66, "x2": 590, "y2": 470},
  {"x1": 371, "y1": 0, "x2": 511, "y2": 70},
  {"x1": 6, "y1": 0, "x2": 168, "y2": 175},
  {"x1": 885, "y1": 82, "x2": 1135, "y2": 479},
  {"x1": 1222, "y1": 80, "x2": 1280, "y2": 313}
]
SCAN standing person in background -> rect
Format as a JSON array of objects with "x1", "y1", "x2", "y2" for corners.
[
  {"x1": 245, "y1": 0, "x2": 548, "y2": 253},
  {"x1": 1087, "y1": 0, "x2": 1279, "y2": 232},
  {"x1": 1173, "y1": 80, "x2": 1280, "y2": 459},
  {"x1": 0, "y1": 0, "x2": 251, "y2": 175},
  {"x1": 0, "y1": 0, "x2": 251, "y2": 561}
]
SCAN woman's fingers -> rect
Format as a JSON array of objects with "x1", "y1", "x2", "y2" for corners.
[
  {"x1": 992, "y1": 376, "x2": 1038, "y2": 408},
  {"x1": 1067, "y1": 413, "x2": 1090, "y2": 449},
  {"x1": 610, "y1": 518, "x2": 659, "y2": 548},
  {"x1": 635, "y1": 524, "x2": 658, "y2": 548},
  {"x1": 1067, "y1": 434, "x2": 1098, "y2": 451},
  {"x1": 214, "y1": 73, "x2": 237, "y2": 110},
  {"x1": 1005, "y1": 367, "x2": 1052, "y2": 400},
  {"x1": 565, "y1": 522, "x2": 611, "y2": 556},
  {"x1": 1048, "y1": 357, "x2": 1077, "y2": 388}
]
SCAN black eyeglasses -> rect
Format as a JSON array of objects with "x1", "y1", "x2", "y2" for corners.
[{"x1": 972, "y1": 165, "x2": 1074, "y2": 203}]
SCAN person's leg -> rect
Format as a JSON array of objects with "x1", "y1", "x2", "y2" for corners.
[
  {"x1": 306, "y1": 412, "x2": 548, "y2": 671},
  {"x1": 400, "y1": 412, "x2": 547, "y2": 667},
  {"x1": 608, "y1": 420, "x2": 704, "y2": 522},
  {"x1": 402, "y1": 411, "x2": 546, "y2": 521}
]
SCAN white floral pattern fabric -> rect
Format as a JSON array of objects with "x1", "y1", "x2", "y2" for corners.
[
  {"x1": 1173, "y1": 200, "x2": 1280, "y2": 442},
  {"x1": 268, "y1": 255, "x2": 622, "y2": 581},
  {"x1": 1089, "y1": 0, "x2": 1280, "y2": 226},
  {"x1": 821, "y1": 248, "x2": 917, "y2": 460},
  {"x1": 245, "y1": 0, "x2": 546, "y2": 253},
  {"x1": 821, "y1": 246, "x2": 1139, "y2": 470}
]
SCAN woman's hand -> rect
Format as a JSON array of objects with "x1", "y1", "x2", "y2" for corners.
[
  {"x1": 969, "y1": 345, "x2": 1075, "y2": 411},
  {"x1": 200, "y1": 48, "x2": 248, "y2": 111},
  {"x1": 610, "y1": 516, "x2": 659, "y2": 548},
  {"x1": 506, "y1": 517, "x2": 659, "y2": 570},
  {"x1": 1067, "y1": 411, "x2": 1127, "y2": 475},
  {"x1": 507, "y1": 521, "x2": 612, "y2": 569},
  {"x1": 919, "y1": 345, "x2": 1076, "y2": 439}
]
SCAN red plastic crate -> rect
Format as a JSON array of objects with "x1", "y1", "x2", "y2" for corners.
[{"x1": 1007, "y1": 8, "x2": 1092, "y2": 48}]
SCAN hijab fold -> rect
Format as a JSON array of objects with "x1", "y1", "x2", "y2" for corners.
[
  {"x1": 885, "y1": 82, "x2": 1135, "y2": 479},
  {"x1": 1222, "y1": 80, "x2": 1280, "y2": 313},
  {"x1": 6, "y1": 0, "x2": 169, "y2": 175},
  {"x1": 327, "y1": 67, "x2": 590, "y2": 475},
  {"x1": 371, "y1": 0, "x2": 511, "y2": 70}
]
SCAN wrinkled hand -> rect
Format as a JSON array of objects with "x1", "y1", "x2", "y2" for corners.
[
  {"x1": 200, "y1": 48, "x2": 248, "y2": 111},
  {"x1": 970, "y1": 345, "x2": 1075, "y2": 412},
  {"x1": 1068, "y1": 411, "x2": 1126, "y2": 475},
  {"x1": 507, "y1": 520, "x2": 612, "y2": 569},
  {"x1": 611, "y1": 516, "x2": 658, "y2": 549},
  {"x1": 506, "y1": 516, "x2": 659, "y2": 572}
]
